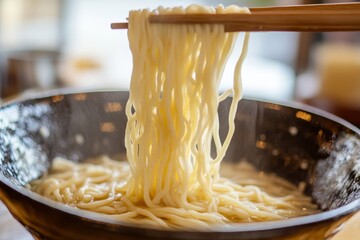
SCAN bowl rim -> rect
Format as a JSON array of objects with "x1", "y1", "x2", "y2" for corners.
[
  {"x1": 1, "y1": 89, "x2": 360, "y2": 233},
  {"x1": 2, "y1": 87, "x2": 360, "y2": 136}
]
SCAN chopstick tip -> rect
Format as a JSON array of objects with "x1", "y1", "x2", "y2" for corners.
[{"x1": 111, "y1": 22, "x2": 128, "y2": 30}]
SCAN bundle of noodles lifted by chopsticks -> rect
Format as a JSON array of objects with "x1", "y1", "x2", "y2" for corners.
[{"x1": 30, "y1": 5, "x2": 319, "y2": 229}]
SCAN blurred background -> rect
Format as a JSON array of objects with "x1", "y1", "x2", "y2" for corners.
[
  {"x1": 0, "y1": 0, "x2": 360, "y2": 123},
  {"x1": 0, "y1": 0, "x2": 360, "y2": 239}
]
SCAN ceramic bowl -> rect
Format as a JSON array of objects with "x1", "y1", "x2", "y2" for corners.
[{"x1": 0, "y1": 91, "x2": 359, "y2": 240}]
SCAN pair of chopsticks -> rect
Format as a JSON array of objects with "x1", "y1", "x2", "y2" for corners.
[{"x1": 111, "y1": 2, "x2": 360, "y2": 32}]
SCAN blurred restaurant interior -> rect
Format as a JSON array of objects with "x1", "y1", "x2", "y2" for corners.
[
  {"x1": 1, "y1": 0, "x2": 360, "y2": 124},
  {"x1": 0, "y1": 0, "x2": 360, "y2": 239}
]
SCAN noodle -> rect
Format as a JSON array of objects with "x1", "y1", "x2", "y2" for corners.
[
  {"x1": 31, "y1": 157, "x2": 318, "y2": 229},
  {"x1": 30, "y1": 4, "x2": 319, "y2": 229},
  {"x1": 125, "y1": 4, "x2": 249, "y2": 209}
]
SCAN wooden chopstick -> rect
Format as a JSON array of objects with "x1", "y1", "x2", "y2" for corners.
[
  {"x1": 226, "y1": 15, "x2": 360, "y2": 32},
  {"x1": 150, "y1": 13, "x2": 360, "y2": 32},
  {"x1": 111, "y1": 3, "x2": 360, "y2": 32},
  {"x1": 249, "y1": 2, "x2": 360, "y2": 14},
  {"x1": 111, "y1": 22, "x2": 128, "y2": 29}
]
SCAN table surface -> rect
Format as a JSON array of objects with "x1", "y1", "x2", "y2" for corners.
[
  {"x1": 0, "y1": 200, "x2": 359, "y2": 240},
  {"x1": 0, "y1": 201, "x2": 33, "y2": 240}
]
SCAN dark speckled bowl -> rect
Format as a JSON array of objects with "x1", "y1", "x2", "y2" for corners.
[{"x1": 0, "y1": 90, "x2": 359, "y2": 240}]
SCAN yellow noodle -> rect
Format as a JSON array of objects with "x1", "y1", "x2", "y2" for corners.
[{"x1": 31, "y1": 158, "x2": 319, "y2": 229}]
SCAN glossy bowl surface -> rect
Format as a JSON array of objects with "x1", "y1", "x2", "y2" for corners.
[{"x1": 0, "y1": 90, "x2": 359, "y2": 240}]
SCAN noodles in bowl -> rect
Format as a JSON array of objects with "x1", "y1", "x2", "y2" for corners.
[
  {"x1": 30, "y1": 156, "x2": 319, "y2": 229},
  {"x1": 1, "y1": 93, "x2": 360, "y2": 239},
  {"x1": 27, "y1": 4, "x2": 322, "y2": 230}
]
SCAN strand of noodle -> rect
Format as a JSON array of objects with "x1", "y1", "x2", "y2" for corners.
[
  {"x1": 121, "y1": 197, "x2": 168, "y2": 228},
  {"x1": 113, "y1": 211, "x2": 138, "y2": 220},
  {"x1": 90, "y1": 206, "x2": 124, "y2": 214},
  {"x1": 53, "y1": 189, "x2": 63, "y2": 202},
  {"x1": 214, "y1": 32, "x2": 250, "y2": 164},
  {"x1": 219, "y1": 89, "x2": 233, "y2": 102},
  {"x1": 63, "y1": 188, "x2": 73, "y2": 203},
  {"x1": 77, "y1": 197, "x2": 119, "y2": 209}
]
